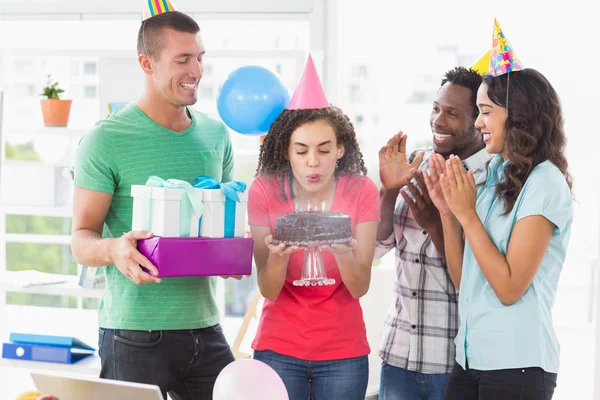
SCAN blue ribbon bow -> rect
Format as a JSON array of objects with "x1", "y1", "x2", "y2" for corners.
[{"x1": 194, "y1": 176, "x2": 246, "y2": 237}]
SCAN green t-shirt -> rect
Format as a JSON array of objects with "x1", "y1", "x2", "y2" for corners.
[{"x1": 74, "y1": 103, "x2": 234, "y2": 330}]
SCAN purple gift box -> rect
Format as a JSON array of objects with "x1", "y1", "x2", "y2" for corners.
[{"x1": 137, "y1": 236, "x2": 254, "y2": 277}]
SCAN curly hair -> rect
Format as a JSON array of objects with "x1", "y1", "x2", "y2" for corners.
[
  {"x1": 441, "y1": 66, "x2": 483, "y2": 118},
  {"x1": 482, "y1": 69, "x2": 572, "y2": 215},
  {"x1": 255, "y1": 106, "x2": 367, "y2": 199}
]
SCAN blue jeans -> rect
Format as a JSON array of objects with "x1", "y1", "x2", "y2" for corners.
[
  {"x1": 379, "y1": 362, "x2": 449, "y2": 400},
  {"x1": 98, "y1": 325, "x2": 235, "y2": 400},
  {"x1": 253, "y1": 350, "x2": 369, "y2": 400}
]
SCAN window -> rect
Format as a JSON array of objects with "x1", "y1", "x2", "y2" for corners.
[
  {"x1": 1, "y1": 56, "x2": 100, "y2": 129},
  {"x1": 0, "y1": 16, "x2": 310, "y2": 322},
  {"x1": 203, "y1": 62, "x2": 213, "y2": 76},
  {"x1": 348, "y1": 83, "x2": 363, "y2": 102},
  {"x1": 199, "y1": 84, "x2": 213, "y2": 100},
  {"x1": 69, "y1": 60, "x2": 79, "y2": 76},
  {"x1": 0, "y1": 5, "x2": 319, "y2": 398},
  {"x1": 83, "y1": 85, "x2": 97, "y2": 99},
  {"x1": 406, "y1": 91, "x2": 426, "y2": 104},
  {"x1": 83, "y1": 61, "x2": 97, "y2": 76},
  {"x1": 13, "y1": 59, "x2": 36, "y2": 74},
  {"x1": 6, "y1": 84, "x2": 36, "y2": 98},
  {"x1": 357, "y1": 64, "x2": 367, "y2": 78}
]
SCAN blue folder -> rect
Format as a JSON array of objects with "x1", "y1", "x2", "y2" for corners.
[{"x1": 2, "y1": 333, "x2": 95, "y2": 364}]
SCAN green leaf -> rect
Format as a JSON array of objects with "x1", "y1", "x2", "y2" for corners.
[{"x1": 40, "y1": 74, "x2": 65, "y2": 99}]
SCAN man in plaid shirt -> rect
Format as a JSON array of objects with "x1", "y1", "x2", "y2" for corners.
[{"x1": 376, "y1": 67, "x2": 490, "y2": 400}]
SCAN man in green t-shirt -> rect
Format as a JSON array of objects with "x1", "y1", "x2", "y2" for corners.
[{"x1": 71, "y1": 10, "x2": 237, "y2": 399}]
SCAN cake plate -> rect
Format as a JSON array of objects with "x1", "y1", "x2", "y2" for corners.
[
  {"x1": 289, "y1": 201, "x2": 338, "y2": 286},
  {"x1": 293, "y1": 245, "x2": 336, "y2": 287}
]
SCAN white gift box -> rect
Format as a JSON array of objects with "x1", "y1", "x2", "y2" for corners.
[
  {"x1": 130, "y1": 185, "x2": 201, "y2": 237},
  {"x1": 196, "y1": 188, "x2": 248, "y2": 238}
]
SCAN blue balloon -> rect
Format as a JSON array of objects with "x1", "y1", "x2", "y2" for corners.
[{"x1": 216, "y1": 66, "x2": 290, "y2": 135}]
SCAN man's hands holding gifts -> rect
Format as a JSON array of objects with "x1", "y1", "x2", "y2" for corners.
[{"x1": 111, "y1": 231, "x2": 162, "y2": 285}]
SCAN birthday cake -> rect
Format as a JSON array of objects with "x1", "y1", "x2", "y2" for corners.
[{"x1": 272, "y1": 211, "x2": 352, "y2": 246}]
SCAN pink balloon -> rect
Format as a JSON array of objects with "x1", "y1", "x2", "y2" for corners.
[{"x1": 213, "y1": 359, "x2": 289, "y2": 400}]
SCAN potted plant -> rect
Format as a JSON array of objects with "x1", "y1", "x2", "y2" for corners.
[{"x1": 40, "y1": 74, "x2": 72, "y2": 127}]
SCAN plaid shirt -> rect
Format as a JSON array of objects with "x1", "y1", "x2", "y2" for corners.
[{"x1": 376, "y1": 148, "x2": 490, "y2": 374}]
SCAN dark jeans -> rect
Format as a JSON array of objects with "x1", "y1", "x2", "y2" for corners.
[
  {"x1": 253, "y1": 349, "x2": 369, "y2": 400},
  {"x1": 445, "y1": 361, "x2": 557, "y2": 400},
  {"x1": 98, "y1": 325, "x2": 235, "y2": 400},
  {"x1": 379, "y1": 362, "x2": 449, "y2": 400}
]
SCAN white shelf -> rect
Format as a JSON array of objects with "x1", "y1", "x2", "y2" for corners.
[
  {"x1": 1, "y1": 204, "x2": 72, "y2": 218},
  {"x1": 4, "y1": 233, "x2": 71, "y2": 245},
  {"x1": 0, "y1": 273, "x2": 104, "y2": 299},
  {"x1": 0, "y1": 127, "x2": 88, "y2": 138},
  {"x1": 0, "y1": 354, "x2": 101, "y2": 376}
]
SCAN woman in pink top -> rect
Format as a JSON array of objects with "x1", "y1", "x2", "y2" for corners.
[{"x1": 248, "y1": 105, "x2": 380, "y2": 400}]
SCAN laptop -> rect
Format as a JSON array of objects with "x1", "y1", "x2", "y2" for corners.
[{"x1": 31, "y1": 371, "x2": 164, "y2": 400}]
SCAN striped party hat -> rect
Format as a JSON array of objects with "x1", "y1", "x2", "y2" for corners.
[{"x1": 142, "y1": 0, "x2": 178, "y2": 21}]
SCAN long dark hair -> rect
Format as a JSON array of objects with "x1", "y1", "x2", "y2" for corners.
[
  {"x1": 483, "y1": 69, "x2": 572, "y2": 215},
  {"x1": 255, "y1": 106, "x2": 367, "y2": 199}
]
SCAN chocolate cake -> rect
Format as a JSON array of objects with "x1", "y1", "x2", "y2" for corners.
[{"x1": 272, "y1": 211, "x2": 352, "y2": 246}]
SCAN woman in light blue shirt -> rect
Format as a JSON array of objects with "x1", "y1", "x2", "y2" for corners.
[{"x1": 423, "y1": 68, "x2": 573, "y2": 400}]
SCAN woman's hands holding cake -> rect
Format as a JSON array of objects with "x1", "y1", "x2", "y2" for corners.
[
  {"x1": 319, "y1": 238, "x2": 358, "y2": 254},
  {"x1": 265, "y1": 234, "x2": 302, "y2": 257}
]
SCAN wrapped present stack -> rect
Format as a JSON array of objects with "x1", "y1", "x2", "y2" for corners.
[{"x1": 130, "y1": 176, "x2": 253, "y2": 278}]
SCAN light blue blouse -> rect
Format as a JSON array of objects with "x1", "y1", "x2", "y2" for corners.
[{"x1": 455, "y1": 155, "x2": 573, "y2": 373}]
